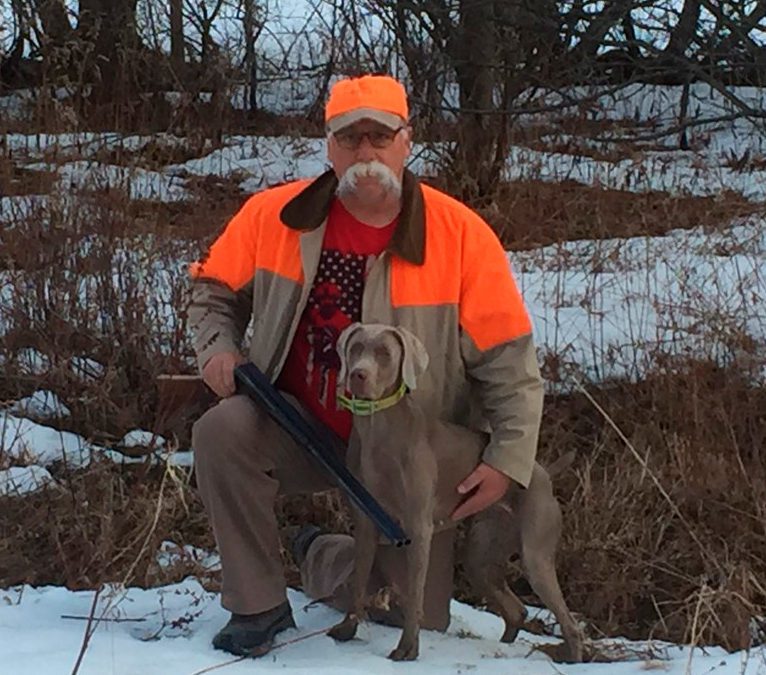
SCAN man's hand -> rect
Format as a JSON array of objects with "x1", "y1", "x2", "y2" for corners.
[
  {"x1": 202, "y1": 351, "x2": 246, "y2": 398},
  {"x1": 451, "y1": 462, "x2": 512, "y2": 521}
]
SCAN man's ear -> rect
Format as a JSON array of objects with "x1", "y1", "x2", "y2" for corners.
[
  {"x1": 393, "y1": 326, "x2": 429, "y2": 391},
  {"x1": 336, "y1": 322, "x2": 363, "y2": 392},
  {"x1": 402, "y1": 125, "x2": 413, "y2": 156}
]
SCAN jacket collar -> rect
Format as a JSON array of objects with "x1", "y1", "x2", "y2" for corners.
[{"x1": 279, "y1": 168, "x2": 425, "y2": 266}]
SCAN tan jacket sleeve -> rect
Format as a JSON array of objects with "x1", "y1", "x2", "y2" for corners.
[
  {"x1": 461, "y1": 334, "x2": 544, "y2": 487},
  {"x1": 188, "y1": 198, "x2": 259, "y2": 372},
  {"x1": 458, "y1": 217, "x2": 544, "y2": 488},
  {"x1": 188, "y1": 279, "x2": 253, "y2": 372}
]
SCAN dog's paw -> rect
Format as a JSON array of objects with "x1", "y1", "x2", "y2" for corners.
[
  {"x1": 533, "y1": 640, "x2": 584, "y2": 663},
  {"x1": 388, "y1": 637, "x2": 419, "y2": 661},
  {"x1": 500, "y1": 624, "x2": 521, "y2": 643},
  {"x1": 328, "y1": 615, "x2": 358, "y2": 642}
]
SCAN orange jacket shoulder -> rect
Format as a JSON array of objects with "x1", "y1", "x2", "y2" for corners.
[
  {"x1": 190, "y1": 180, "x2": 311, "y2": 289},
  {"x1": 392, "y1": 184, "x2": 532, "y2": 350}
]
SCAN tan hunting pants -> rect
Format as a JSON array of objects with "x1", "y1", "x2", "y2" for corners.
[{"x1": 192, "y1": 394, "x2": 456, "y2": 630}]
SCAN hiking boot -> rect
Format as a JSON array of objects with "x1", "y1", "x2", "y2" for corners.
[
  {"x1": 289, "y1": 524, "x2": 323, "y2": 567},
  {"x1": 212, "y1": 600, "x2": 296, "y2": 656}
]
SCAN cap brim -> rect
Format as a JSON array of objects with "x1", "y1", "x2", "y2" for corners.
[{"x1": 327, "y1": 108, "x2": 405, "y2": 133}]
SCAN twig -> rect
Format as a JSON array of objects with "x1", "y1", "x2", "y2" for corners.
[
  {"x1": 61, "y1": 614, "x2": 146, "y2": 623},
  {"x1": 70, "y1": 464, "x2": 172, "y2": 675},
  {"x1": 69, "y1": 586, "x2": 101, "y2": 675},
  {"x1": 685, "y1": 583, "x2": 706, "y2": 675},
  {"x1": 187, "y1": 624, "x2": 334, "y2": 675}
]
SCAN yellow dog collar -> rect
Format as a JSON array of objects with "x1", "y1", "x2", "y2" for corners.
[{"x1": 337, "y1": 382, "x2": 408, "y2": 416}]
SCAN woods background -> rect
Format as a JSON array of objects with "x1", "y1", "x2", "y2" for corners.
[{"x1": 2, "y1": 0, "x2": 765, "y2": 661}]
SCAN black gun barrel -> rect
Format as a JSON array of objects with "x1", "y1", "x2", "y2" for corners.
[{"x1": 233, "y1": 362, "x2": 410, "y2": 547}]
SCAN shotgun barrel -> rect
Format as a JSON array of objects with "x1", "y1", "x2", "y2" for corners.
[{"x1": 233, "y1": 363, "x2": 410, "y2": 547}]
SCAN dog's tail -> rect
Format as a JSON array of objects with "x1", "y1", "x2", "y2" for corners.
[{"x1": 546, "y1": 450, "x2": 576, "y2": 480}]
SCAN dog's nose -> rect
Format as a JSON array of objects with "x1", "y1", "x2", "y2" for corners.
[{"x1": 350, "y1": 369, "x2": 369, "y2": 383}]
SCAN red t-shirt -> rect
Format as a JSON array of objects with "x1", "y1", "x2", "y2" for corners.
[{"x1": 276, "y1": 199, "x2": 397, "y2": 441}]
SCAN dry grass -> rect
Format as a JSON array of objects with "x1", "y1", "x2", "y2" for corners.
[
  {"x1": 1, "y1": 109, "x2": 765, "y2": 654},
  {"x1": 2, "y1": 362, "x2": 763, "y2": 653},
  {"x1": 0, "y1": 155, "x2": 58, "y2": 196},
  {"x1": 543, "y1": 364, "x2": 765, "y2": 651},
  {"x1": 420, "y1": 175, "x2": 763, "y2": 250}
]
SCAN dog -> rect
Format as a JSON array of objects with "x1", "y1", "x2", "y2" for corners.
[{"x1": 326, "y1": 322, "x2": 584, "y2": 662}]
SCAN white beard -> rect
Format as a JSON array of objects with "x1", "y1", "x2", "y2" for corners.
[{"x1": 337, "y1": 161, "x2": 402, "y2": 199}]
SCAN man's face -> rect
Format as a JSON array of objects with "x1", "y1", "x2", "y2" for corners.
[{"x1": 327, "y1": 119, "x2": 412, "y2": 202}]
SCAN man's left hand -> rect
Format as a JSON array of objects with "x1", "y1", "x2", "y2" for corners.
[{"x1": 451, "y1": 462, "x2": 511, "y2": 521}]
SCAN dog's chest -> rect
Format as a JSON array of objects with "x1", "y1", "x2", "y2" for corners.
[{"x1": 350, "y1": 434, "x2": 435, "y2": 522}]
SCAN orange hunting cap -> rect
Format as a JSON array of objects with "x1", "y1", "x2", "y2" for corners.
[{"x1": 325, "y1": 75, "x2": 408, "y2": 133}]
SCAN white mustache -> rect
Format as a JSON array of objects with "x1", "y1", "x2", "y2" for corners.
[{"x1": 337, "y1": 161, "x2": 402, "y2": 198}]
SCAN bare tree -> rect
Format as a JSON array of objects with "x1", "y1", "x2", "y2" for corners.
[
  {"x1": 170, "y1": 0, "x2": 185, "y2": 72},
  {"x1": 185, "y1": 0, "x2": 226, "y2": 65},
  {"x1": 664, "y1": 0, "x2": 702, "y2": 59},
  {"x1": 1, "y1": 0, "x2": 28, "y2": 86},
  {"x1": 242, "y1": 0, "x2": 264, "y2": 110}
]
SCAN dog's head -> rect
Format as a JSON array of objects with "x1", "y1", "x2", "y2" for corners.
[{"x1": 336, "y1": 323, "x2": 429, "y2": 400}]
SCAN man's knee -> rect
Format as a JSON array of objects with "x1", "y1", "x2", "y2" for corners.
[{"x1": 192, "y1": 394, "x2": 264, "y2": 466}]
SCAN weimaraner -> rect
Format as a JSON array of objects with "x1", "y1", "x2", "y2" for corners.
[{"x1": 327, "y1": 322, "x2": 583, "y2": 662}]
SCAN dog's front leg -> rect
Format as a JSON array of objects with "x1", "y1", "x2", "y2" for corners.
[
  {"x1": 328, "y1": 512, "x2": 377, "y2": 642},
  {"x1": 388, "y1": 522, "x2": 432, "y2": 661}
]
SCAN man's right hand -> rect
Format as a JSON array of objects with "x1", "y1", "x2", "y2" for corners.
[{"x1": 202, "y1": 351, "x2": 246, "y2": 398}]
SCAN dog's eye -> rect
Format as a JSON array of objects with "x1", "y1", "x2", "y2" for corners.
[
  {"x1": 349, "y1": 343, "x2": 363, "y2": 357},
  {"x1": 374, "y1": 347, "x2": 391, "y2": 362}
]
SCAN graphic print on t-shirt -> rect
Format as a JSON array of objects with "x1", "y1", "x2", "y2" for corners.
[
  {"x1": 276, "y1": 199, "x2": 396, "y2": 441},
  {"x1": 304, "y1": 251, "x2": 367, "y2": 407}
]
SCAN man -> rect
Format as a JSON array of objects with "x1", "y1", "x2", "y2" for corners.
[{"x1": 189, "y1": 74, "x2": 543, "y2": 656}]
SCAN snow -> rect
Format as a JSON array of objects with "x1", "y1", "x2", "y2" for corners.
[
  {"x1": 120, "y1": 429, "x2": 167, "y2": 450},
  {"x1": 5, "y1": 122, "x2": 765, "y2": 214},
  {"x1": 1, "y1": 580, "x2": 763, "y2": 674},
  {"x1": 512, "y1": 216, "x2": 766, "y2": 387},
  {"x1": 0, "y1": 413, "x2": 91, "y2": 468},
  {"x1": 1, "y1": 80, "x2": 765, "y2": 674},
  {"x1": 6, "y1": 389, "x2": 72, "y2": 420},
  {"x1": 0, "y1": 465, "x2": 54, "y2": 497}
]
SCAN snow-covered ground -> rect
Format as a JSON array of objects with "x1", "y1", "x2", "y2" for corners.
[
  {"x1": 5, "y1": 124, "x2": 766, "y2": 202},
  {"x1": 2, "y1": 581, "x2": 764, "y2": 675}
]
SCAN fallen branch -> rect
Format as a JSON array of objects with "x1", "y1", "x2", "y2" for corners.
[
  {"x1": 188, "y1": 624, "x2": 334, "y2": 675},
  {"x1": 62, "y1": 614, "x2": 146, "y2": 623}
]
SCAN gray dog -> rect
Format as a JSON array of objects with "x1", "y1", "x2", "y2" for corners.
[{"x1": 327, "y1": 322, "x2": 583, "y2": 662}]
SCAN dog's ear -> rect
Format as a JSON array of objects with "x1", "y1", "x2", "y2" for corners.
[
  {"x1": 393, "y1": 326, "x2": 429, "y2": 391},
  {"x1": 336, "y1": 322, "x2": 363, "y2": 392}
]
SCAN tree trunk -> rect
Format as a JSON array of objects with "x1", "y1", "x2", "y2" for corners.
[
  {"x1": 243, "y1": 0, "x2": 257, "y2": 110},
  {"x1": 77, "y1": 0, "x2": 140, "y2": 99},
  {"x1": 1, "y1": 0, "x2": 27, "y2": 86},
  {"x1": 450, "y1": 0, "x2": 499, "y2": 199},
  {"x1": 170, "y1": 0, "x2": 184, "y2": 72},
  {"x1": 35, "y1": 0, "x2": 75, "y2": 46}
]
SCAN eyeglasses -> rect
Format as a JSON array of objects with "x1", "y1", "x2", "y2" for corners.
[{"x1": 333, "y1": 127, "x2": 404, "y2": 150}]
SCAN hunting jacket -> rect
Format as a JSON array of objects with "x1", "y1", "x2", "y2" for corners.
[{"x1": 188, "y1": 169, "x2": 543, "y2": 487}]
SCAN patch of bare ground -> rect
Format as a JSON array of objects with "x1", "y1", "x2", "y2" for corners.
[
  {"x1": 88, "y1": 137, "x2": 214, "y2": 171},
  {"x1": 467, "y1": 180, "x2": 761, "y2": 249},
  {"x1": 505, "y1": 117, "x2": 668, "y2": 162},
  {"x1": 129, "y1": 174, "x2": 249, "y2": 240},
  {"x1": 458, "y1": 361, "x2": 766, "y2": 652},
  {"x1": 0, "y1": 156, "x2": 57, "y2": 196}
]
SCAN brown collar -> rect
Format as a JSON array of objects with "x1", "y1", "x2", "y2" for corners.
[{"x1": 279, "y1": 169, "x2": 426, "y2": 265}]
